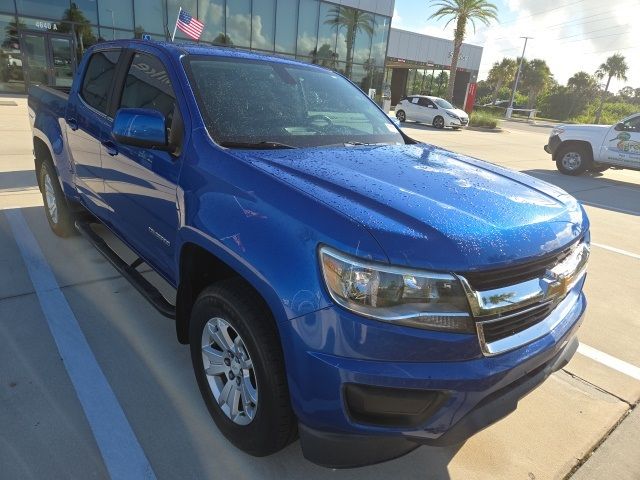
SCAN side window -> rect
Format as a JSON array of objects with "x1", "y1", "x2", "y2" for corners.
[
  {"x1": 626, "y1": 116, "x2": 640, "y2": 132},
  {"x1": 80, "y1": 50, "x2": 121, "y2": 114},
  {"x1": 417, "y1": 97, "x2": 431, "y2": 107},
  {"x1": 411, "y1": 97, "x2": 419, "y2": 104},
  {"x1": 120, "y1": 52, "x2": 177, "y2": 128}
]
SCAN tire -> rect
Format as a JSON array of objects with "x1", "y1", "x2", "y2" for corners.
[
  {"x1": 433, "y1": 116, "x2": 445, "y2": 129},
  {"x1": 39, "y1": 160, "x2": 76, "y2": 237},
  {"x1": 555, "y1": 144, "x2": 591, "y2": 175},
  {"x1": 396, "y1": 110, "x2": 406, "y2": 123},
  {"x1": 189, "y1": 278, "x2": 296, "y2": 456}
]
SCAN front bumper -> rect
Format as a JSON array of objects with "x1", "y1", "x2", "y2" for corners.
[
  {"x1": 280, "y1": 281, "x2": 586, "y2": 468},
  {"x1": 545, "y1": 134, "x2": 562, "y2": 156},
  {"x1": 446, "y1": 117, "x2": 469, "y2": 127}
]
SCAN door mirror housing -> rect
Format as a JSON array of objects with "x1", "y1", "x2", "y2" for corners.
[
  {"x1": 112, "y1": 108, "x2": 169, "y2": 150},
  {"x1": 614, "y1": 122, "x2": 626, "y2": 132}
]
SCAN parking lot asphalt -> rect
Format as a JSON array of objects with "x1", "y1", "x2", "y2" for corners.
[{"x1": 1, "y1": 99, "x2": 638, "y2": 479}]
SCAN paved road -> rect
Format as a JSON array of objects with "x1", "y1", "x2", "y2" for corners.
[{"x1": 1, "y1": 100, "x2": 638, "y2": 479}]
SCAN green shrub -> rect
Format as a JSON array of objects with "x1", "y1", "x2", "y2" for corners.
[
  {"x1": 569, "y1": 101, "x2": 638, "y2": 125},
  {"x1": 469, "y1": 111, "x2": 499, "y2": 129}
]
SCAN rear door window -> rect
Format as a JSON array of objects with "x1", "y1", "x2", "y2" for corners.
[{"x1": 80, "y1": 50, "x2": 121, "y2": 114}]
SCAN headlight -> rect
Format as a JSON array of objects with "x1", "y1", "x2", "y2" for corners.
[
  {"x1": 446, "y1": 112, "x2": 460, "y2": 120},
  {"x1": 319, "y1": 247, "x2": 474, "y2": 332},
  {"x1": 551, "y1": 126, "x2": 565, "y2": 136}
]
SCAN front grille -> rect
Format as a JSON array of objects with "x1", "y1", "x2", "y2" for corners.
[
  {"x1": 479, "y1": 302, "x2": 556, "y2": 343},
  {"x1": 461, "y1": 241, "x2": 579, "y2": 291}
]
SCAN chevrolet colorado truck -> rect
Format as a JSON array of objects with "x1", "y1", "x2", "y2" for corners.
[
  {"x1": 29, "y1": 40, "x2": 590, "y2": 468},
  {"x1": 545, "y1": 113, "x2": 640, "y2": 175}
]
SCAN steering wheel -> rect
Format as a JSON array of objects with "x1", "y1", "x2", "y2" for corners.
[{"x1": 307, "y1": 114, "x2": 334, "y2": 131}]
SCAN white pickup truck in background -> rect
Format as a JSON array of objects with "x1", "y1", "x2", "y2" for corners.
[{"x1": 545, "y1": 113, "x2": 640, "y2": 175}]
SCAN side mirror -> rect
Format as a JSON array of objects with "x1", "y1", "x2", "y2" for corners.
[
  {"x1": 112, "y1": 108, "x2": 168, "y2": 149},
  {"x1": 614, "y1": 122, "x2": 626, "y2": 131}
]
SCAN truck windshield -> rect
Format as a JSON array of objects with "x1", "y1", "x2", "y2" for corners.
[{"x1": 187, "y1": 56, "x2": 404, "y2": 148}]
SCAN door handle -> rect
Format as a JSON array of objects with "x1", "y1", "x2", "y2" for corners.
[
  {"x1": 67, "y1": 118, "x2": 78, "y2": 130},
  {"x1": 101, "y1": 140, "x2": 118, "y2": 156}
]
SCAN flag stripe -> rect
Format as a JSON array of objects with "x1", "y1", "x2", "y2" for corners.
[{"x1": 175, "y1": 9, "x2": 204, "y2": 40}]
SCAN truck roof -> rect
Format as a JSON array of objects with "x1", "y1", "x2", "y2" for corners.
[{"x1": 94, "y1": 39, "x2": 326, "y2": 71}]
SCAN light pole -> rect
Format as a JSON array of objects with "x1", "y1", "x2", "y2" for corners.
[
  {"x1": 507, "y1": 36, "x2": 532, "y2": 118},
  {"x1": 106, "y1": 8, "x2": 115, "y2": 40}
]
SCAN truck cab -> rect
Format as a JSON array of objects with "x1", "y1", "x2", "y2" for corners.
[{"x1": 545, "y1": 113, "x2": 640, "y2": 174}]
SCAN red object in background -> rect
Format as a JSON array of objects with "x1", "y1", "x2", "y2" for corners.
[{"x1": 464, "y1": 83, "x2": 477, "y2": 114}]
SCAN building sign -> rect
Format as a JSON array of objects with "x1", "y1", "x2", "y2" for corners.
[
  {"x1": 35, "y1": 20, "x2": 59, "y2": 31},
  {"x1": 449, "y1": 51, "x2": 468, "y2": 62}
]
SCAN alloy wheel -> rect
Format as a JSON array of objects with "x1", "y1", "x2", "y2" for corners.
[
  {"x1": 44, "y1": 172, "x2": 58, "y2": 224},
  {"x1": 561, "y1": 152, "x2": 582, "y2": 171},
  {"x1": 201, "y1": 317, "x2": 258, "y2": 425}
]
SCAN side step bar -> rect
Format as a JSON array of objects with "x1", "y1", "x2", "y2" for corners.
[{"x1": 75, "y1": 218, "x2": 176, "y2": 319}]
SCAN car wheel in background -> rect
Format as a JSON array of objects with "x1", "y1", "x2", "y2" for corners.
[
  {"x1": 396, "y1": 110, "x2": 406, "y2": 122},
  {"x1": 39, "y1": 160, "x2": 76, "y2": 237},
  {"x1": 189, "y1": 278, "x2": 297, "y2": 456},
  {"x1": 555, "y1": 144, "x2": 591, "y2": 175},
  {"x1": 433, "y1": 116, "x2": 445, "y2": 129}
]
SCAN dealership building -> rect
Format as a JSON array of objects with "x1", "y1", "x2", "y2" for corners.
[{"x1": 0, "y1": 0, "x2": 482, "y2": 105}]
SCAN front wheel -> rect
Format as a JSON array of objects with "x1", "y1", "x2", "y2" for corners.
[
  {"x1": 189, "y1": 278, "x2": 296, "y2": 456},
  {"x1": 39, "y1": 160, "x2": 76, "y2": 237},
  {"x1": 396, "y1": 110, "x2": 406, "y2": 123},
  {"x1": 555, "y1": 144, "x2": 591, "y2": 175},
  {"x1": 433, "y1": 116, "x2": 445, "y2": 129}
]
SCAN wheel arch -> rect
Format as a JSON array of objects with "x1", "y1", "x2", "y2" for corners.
[
  {"x1": 553, "y1": 140, "x2": 594, "y2": 162},
  {"x1": 175, "y1": 238, "x2": 286, "y2": 345}
]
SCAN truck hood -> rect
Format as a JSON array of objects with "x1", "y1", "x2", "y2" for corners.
[
  {"x1": 233, "y1": 144, "x2": 587, "y2": 271},
  {"x1": 559, "y1": 124, "x2": 610, "y2": 133}
]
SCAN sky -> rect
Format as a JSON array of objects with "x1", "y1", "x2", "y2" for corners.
[{"x1": 391, "y1": 0, "x2": 638, "y2": 92}]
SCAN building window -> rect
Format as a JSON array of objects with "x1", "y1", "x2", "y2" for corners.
[
  {"x1": 98, "y1": 0, "x2": 133, "y2": 32},
  {"x1": 15, "y1": 0, "x2": 68, "y2": 22},
  {"x1": 370, "y1": 14, "x2": 389, "y2": 67},
  {"x1": 275, "y1": 0, "x2": 297, "y2": 54},
  {"x1": 296, "y1": 0, "x2": 318, "y2": 58},
  {"x1": 314, "y1": 2, "x2": 337, "y2": 68},
  {"x1": 251, "y1": 0, "x2": 275, "y2": 51},
  {"x1": 225, "y1": 0, "x2": 250, "y2": 47},
  {"x1": 134, "y1": 0, "x2": 166, "y2": 36},
  {"x1": 199, "y1": 0, "x2": 225, "y2": 44}
]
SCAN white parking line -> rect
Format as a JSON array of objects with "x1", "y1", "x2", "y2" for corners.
[
  {"x1": 578, "y1": 343, "x2": 640, "y2": 382},
  {"x1": 5, "y1": 209, "x2": 156, "y2": 480},
  {"x1": 592, "y1": 243, "x2": 640, "y2": 260}
]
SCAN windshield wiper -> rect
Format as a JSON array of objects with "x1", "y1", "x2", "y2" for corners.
[{"x1": 219, "y1": 140, "x2": 297, "y2": 150}]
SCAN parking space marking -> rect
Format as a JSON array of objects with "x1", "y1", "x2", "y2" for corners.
[
  {"x1": 591, "y1": 243, "x2": 640, "y2": 260},
  {"x1": 578, "y1": 344, "x2": 640, "y2": 382},
  {"x1": 5, "y1": 208, "x2": 156, "y2": 480}
]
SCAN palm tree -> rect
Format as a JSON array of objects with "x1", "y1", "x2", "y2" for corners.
[
  {"x1": 324, "y1": 6, "x2": 374, "y2": 79},
  {"x1": 521, "y1": 58, "x2": 552, "y2": 109},
  {"x1": 59, "y1": 5, "x2": 96, "y2": 55},
  {"x1": 594, "y1": 53, "x2": 628, "y2": 123},
  {"x1": 428, "y1": 0, "x2": 497, "y2": 102},
  {"x1": 487, "y1": 57, "x2": 517, "y2": 104}
]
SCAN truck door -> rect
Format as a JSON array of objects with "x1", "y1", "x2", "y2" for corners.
[
  {"x1": 102, "y1": 49, "x2": 184, "y2": 280},
  {"x1": 65, "y1": 48, "x2": 121, "y2": 218},
  {"x1": 602, "y1": 115, "x2": 640, "y2": 169}
]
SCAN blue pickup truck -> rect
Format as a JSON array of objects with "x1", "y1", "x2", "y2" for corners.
[{"x1": 28, "y1": 40, "x2": 590, "y2": 468}]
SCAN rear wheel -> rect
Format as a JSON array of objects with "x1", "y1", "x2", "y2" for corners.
[
  {"x1": 433, "y1": 116, "x2": 445, "y2": 129},
  {"x1": 39, "y1": 160, "x2": 76, "y2": 237},
  {"x1": 555, "y1": 144, "x2": 591, "y2": 175},
  {"x1": 396, "y1": 110, "x2": 406, "y2": 123},
  {"x1": 189, "y1": 279, "x2": 296, "y2": 456}
]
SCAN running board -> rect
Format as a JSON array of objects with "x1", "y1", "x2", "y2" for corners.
[{"x1": 75, "y1": 218, "x2": 176, "y2": 319}]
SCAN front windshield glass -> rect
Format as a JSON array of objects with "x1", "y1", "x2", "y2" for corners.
[
  {"x1": 187, "y1": 56, "x2": 405, "y2": 148},
  {"x1": 434, "y1": 98, "x2": 454, "y2": 109}
]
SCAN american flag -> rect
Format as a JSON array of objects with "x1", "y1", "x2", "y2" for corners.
[{"x1": 176, "y1": 9, "x2": 204, "y2": 40}]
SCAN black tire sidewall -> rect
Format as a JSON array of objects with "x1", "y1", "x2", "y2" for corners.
[
  {"x1": 39, "y1": 161, "x2": 75, "y2": 236},
  {"x1": 434, "y1": 116, "x2": 445, "y2": 129},
  {"x1": 189, "y1": 285, "x2": 294, "y2": 456},
  {"x1": 396, "y1": 110, "x2": 405, "y2": 122}
]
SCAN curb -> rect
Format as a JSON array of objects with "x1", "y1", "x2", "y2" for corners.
[{"x1": 466, "y1": 126, "x2": 504, "y2": 133}]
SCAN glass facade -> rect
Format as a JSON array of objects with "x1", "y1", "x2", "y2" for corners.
[{"x1": 0, "y1": 0, "x2": 391, "y2": 96}]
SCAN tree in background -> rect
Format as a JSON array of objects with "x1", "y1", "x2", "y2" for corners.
[
  {"x1": 60, "y1": 4, "x2": 96, "y2": 55},
  {"x1": 594, "y1": 53, "x2": 628, "y2": 123},
  {"x1": 324, "y1": 6, "x2": 374, "y2": 79},
  {"x1": 487, "y1": 57, "x2": 517, "y2": 104},
  {"x1": 521, "y1": 58, "x2": 552, "y2": 109},
  {"x1": 427, "y1": 0, "x2": 497, "y2": 102},
  {"x1": 566, "y1": 71, "x2": 597, "y2": 118}
]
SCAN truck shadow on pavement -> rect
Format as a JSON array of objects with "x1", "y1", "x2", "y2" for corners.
[
  {"x1": 0, "y1": 170, "x2": 38, "y2": 191},
  {"x1": 523, "y1": 169, "x2": 640, "y2": 216}
]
